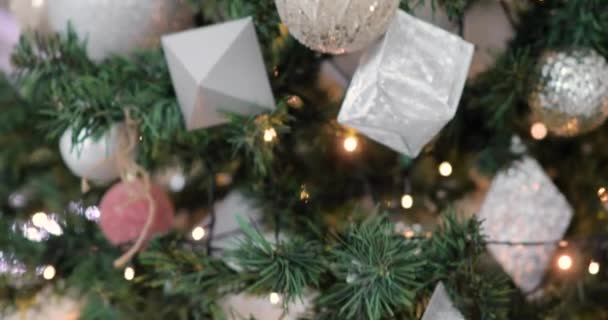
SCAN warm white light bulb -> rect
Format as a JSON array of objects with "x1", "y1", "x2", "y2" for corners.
[
  {"x1": 31, "y1": 0, "x2": 44, "y2": 8},
  {"x1": 43, "y1": 265, "x2": 56, "y2": 280},
  {"x1": 438, "y1": 162, "x2": 453, "y2": 177},
  {"x1": 264, "y1": 128, "x2": 277, "y2": 142},
  {"x1": 44, "y1": 219, "x2": 63, "y2": 236},
  {"x1": 558, "y1": 254, "x2": 573, "y2": 270},
  {"x1": 531, "y1": 122, "x2": 548, "y2": 140},
  {"x1": 400, "y1": 194, "x2": 413, "y2": 209},
  {"x1": 31, "y1": 212, "x2": 48, "y2": 228},
  {"x1": 589, "y1": 261, "x2": 600, "y2": 275},
  {"x1": 25, "y1": 227, "x2": 43, "y2": 242},
  {"x1": 191, "y1": 226, "x2": 206, "y2": 241},
  {"x1": 269, "y1": 292, "x2": 281, "y2": 305},
  {"x1": 300, "y1": 189, "x2": 310, "y2": 201},
  {"x1": 403, "y1": 230, "x2": 415, "y2": 239},
  {"x1": 124, "y1": 266, "x2": 135, "y2": 281},
  {"x1": 215, "y1": 172, "x2": 233, "y2": 187},
  {"x1": 343, "y1": 136, "x2": 358, "y2": 152},
  {"x1": 169, "y1": 173, "x2": 186, "y2": 192},
  {"x1": 598, "y1": 187, "x2": 608, "y2": 202}
]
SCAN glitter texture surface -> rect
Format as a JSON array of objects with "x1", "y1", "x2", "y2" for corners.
[
  {"x1": 529, "y1": 48, "x2": 608, "y2": 136},
  {"x1": 421, "y1": 283, "x2": 465, "y2": 320},
  {"x1": 274, "y1": 0, "x2": 399, "y2": 54},
  {"x1": 338, "y1": 10, "x2": 473, "y2": 156},
  {"x1": 47, "y1": 0, "x2": 193, "y2": 60},
  {"x1": 478, "y1": 157, "x2": 573, "y2": 293}
]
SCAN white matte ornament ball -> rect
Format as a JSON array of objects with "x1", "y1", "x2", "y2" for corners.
[
  {"x1": 46, "y1": 0, "x2": 193, "y2": 60},
  {"x1": 529, "y1": 48, "x2": 608, "y2": 136},
  {"x1": 59, "y1": 124, "x2": 131, "y2": 185},
  {"x1": 274, "y1": 0, "x2": 400, "y2": 54}
]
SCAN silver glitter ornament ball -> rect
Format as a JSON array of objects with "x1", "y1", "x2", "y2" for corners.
[
  {"x1": 274, "y1": 0, "x2": 399, "y2": 54},
  {"x1": 529, "y1": 48, "x2": 608, "y2": 136},
  {"x1": 47, "y1": 0, "x2": 193, "y2": 61}
]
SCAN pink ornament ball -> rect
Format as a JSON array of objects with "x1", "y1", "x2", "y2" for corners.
[{"x1": 99, "y1": 180, "x2": 175, "y2": 246}]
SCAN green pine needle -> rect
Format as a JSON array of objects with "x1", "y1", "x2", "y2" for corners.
[
  {"x1": 228, "y1": 217, "x2": 324, "y2": 303},
  {"x1": 317, "y1": 217, "x2": 424, "y2": 320}
]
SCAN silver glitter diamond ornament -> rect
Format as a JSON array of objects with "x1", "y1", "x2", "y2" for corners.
[
  {"x1": 274, "y1": 0, "x2": 399, "y2": 54},
  {"x1": 338, "y1": 10, "x2": 473, "y2": 157},
  {"x1": 478, "y1": 157, "x2": 573, "y2": 293},
  {"x1": 47, "y1": 0, "x2": 193, "y2": 60},
  {"x1": 421, "y1": 283, "x2": 465, "y2": 320},
  {"x1": 529, "y1": 48, "x2": 608, "y2": 136}
]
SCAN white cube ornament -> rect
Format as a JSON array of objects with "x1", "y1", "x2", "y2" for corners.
[
  {"x1": 162, "y1": 17, "x2": 275, "y2": 130},
  {"x1": 421, "y1": 283, "x2": 465, "y2": 320},
  {"x1": 478, "y1": 157, "x2": 573, "y2": 293},
  {"x1": 338, "y1": 10, "x2": 473, "y2": 156}
]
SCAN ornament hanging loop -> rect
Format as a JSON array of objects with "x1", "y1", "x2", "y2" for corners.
[{"x1": 112, "y1": 108, "x2": 156, "y2": 268}]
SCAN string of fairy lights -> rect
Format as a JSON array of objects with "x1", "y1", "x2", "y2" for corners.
[{"x1": 2, "y1": 99, "x2": 606, "y2": 308}]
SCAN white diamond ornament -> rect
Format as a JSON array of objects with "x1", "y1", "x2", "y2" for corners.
[
  {"x1": 162, "y1": 17, "x2": 275, "y2": 130},
  {"x1": 421, "y1": 283, "x2": 465, "y2": 320},
  {"x1": 338, "y1": 10, "x2": 473, "y2": 157},
  {"x1": 478, "y1": 157, "x2": 573, "y2": 293}
]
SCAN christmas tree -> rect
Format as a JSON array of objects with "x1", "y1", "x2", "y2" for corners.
[{"x1": 1, "y1": 0, "x2": 608, "y2": 319}]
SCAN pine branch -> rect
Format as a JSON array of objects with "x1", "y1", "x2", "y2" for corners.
[
  {"x1": 316, "y1": 217, "x2": 425, "y2": 320},
  {"x1": 139, "y1": 238, "x2": 237, "y2": 298},
  {"x1": 4, "y1": 1, "x2": 608, "y2": 319},
  {"x1": 226, "y1": 105, "x2": 292, "y2": 177},
  {"x1": 424, "y1": 210, "x2": 512, "y2": 319},
  {"x1": 228, "y1": 217, "x2": 324, "y2": 302}
]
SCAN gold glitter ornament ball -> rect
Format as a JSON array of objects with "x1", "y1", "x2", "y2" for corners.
[
  {"x1": 274, "y1": 0, "x2": 399, "y2": 54},
  {"x1": 529, "y1": 48, "x2": 608, "y2": 136},
  {"x1": 47, "y1": 0, "x2": 193, "y2": 61}
]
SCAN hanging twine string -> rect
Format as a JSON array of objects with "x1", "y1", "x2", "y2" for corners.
[
  {"x1": 79, "y1": 109, "x2": 156, "y2": 268},
  {"x1": 112, "y1": 109, "x2": 156, "y2": 268}
]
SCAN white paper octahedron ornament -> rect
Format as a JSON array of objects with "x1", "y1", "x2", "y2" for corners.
[
  {"x1": 59, "y1": 124, "x2": 132, "y2": 185},
  {"x1": 162, "y1": 17, "x2": 275, "y2": 130},
  {"x1": 47, "y1": 0, "x2": 193, "y2": 60},
  {"x1": 421, "y1": 283, "x2": 465, "y2": 320},
  {"x1": 274, "y1": 0, "x2": 399, "y2": 54},
  {"x1": 338, "y1": 10, "x2": 474, "y2": 157},
  {"x1": 478, "y1": 157, "x2": 573, "y2": 293}
]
